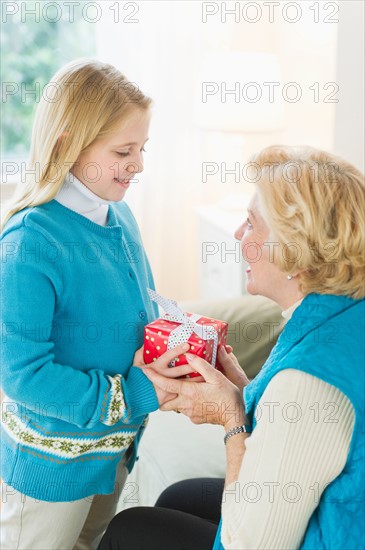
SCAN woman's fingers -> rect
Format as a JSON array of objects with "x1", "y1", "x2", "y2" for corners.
[
  {"x1": 160, "y1": 397, "x2": 181, "y2": 412},
  {"x1": 185, "y1": 375, "x2": 205, "y2": 383},
  {"x1": 217, "y1": 346, "x2": 250, "y2": 389},
  {"x1": 218, "y1": 346, "x2": 243, "y2": 370},
  {"x1": 218, "y1": 345, "x2": 237, "y2": 368},
  {"x1": 145, "y1": 352, "x2": 245, "y2": 426},
  {"x1": 158, "y1": 363, "x2": 199, "y2": 379},
  {"x1": 136, "y1": 345, "x2": 232, "y2": 380},
  {"x1": 185, "y1": 353, "x2": 222, "y2": 383},
  {"x1": 142, "y1": 365, "x2": 184, "y2": 395},
  {"x1": 149, "y1": 343, "x2": 190, "y2": 369}
]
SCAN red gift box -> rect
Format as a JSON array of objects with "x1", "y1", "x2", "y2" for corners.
[{"x1": 143, "y1": 308, "x2": 228, "y2": 378}]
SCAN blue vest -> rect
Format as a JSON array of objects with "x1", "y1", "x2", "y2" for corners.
[{"x1": 213, "y1": 293, "x2": 364, "y2": 550}]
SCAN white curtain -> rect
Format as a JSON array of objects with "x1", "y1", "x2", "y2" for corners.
[
  {"x1": 97, "y1": 2, "x2": 215, "y2": 299},
  {"x1": 96, "y1": 1, "x2": 338, "y2": 300}
]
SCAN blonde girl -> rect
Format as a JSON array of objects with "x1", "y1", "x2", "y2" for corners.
[{"x1": 0, "y1": 59, "x2": 190, "y2": 549}]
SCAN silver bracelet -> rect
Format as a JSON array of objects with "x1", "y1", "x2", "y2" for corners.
[{"x1": 224, "y1": 425, "x2": 252, "y2": 445}]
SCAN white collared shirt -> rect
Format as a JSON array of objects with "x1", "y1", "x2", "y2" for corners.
[
  {"x1": 55, "y1": 172, "x2": 114, "y2": 226},
  {"x1": 281, "y1": 298, "x2": 304, "y2": 321}
]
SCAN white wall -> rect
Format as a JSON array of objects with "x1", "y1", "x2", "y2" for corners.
[
  {"x1": 334, "y1": 0, "x2": 364, "y2": 170},
  {"x1": 96, "y1": 1, "x2": 340, "y2": 300},
  {"x1": 4, "y1": 1, "x2": 362, "y2": 301}
]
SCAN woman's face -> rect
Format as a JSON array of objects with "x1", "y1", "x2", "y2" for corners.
[{"x1": 234, "y1": 193, "x2": 302, "y2": 308}]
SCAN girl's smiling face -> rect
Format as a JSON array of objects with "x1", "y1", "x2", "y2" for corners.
[{"x1": 71, "y1": 109, "x2": 150, "y2": 202}]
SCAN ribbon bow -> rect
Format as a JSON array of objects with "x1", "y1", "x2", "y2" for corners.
[{"x1": 147, "y1": 288, "x2": 219, "y2": 366}]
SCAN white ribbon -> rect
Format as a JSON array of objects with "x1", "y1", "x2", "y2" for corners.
[{"x1": 147, "y1": 288, "x2": 219, "y2": 367}]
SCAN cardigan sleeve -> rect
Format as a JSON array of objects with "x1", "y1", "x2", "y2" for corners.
[
  {"x1": 221, "y1": 369, "x2": 355, "y2": 550},
  {"x1": 1, "y1": 227, "x2": 159, "y2": 429}
]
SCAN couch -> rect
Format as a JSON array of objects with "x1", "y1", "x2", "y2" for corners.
[{"x1": 117, "y1": 294, "x2": 285, "y2": 512}]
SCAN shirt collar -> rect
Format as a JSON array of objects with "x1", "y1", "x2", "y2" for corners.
[
  {"x1": 61, "y1": 172, "x2": 114, "y2": 206},
  {"x1": 54, "y1": 172, "x2": 115, "y2": 226},
  {"x1": 281, "y1": 298, "x2": 304, "y2": 320}
]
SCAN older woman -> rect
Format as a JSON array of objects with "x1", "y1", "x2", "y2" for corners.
[{"x1": 99, "y1": 146, "x2": 364, "y2": 550}]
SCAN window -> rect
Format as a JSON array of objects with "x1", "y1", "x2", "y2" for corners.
[{"x1": 1, "y1": 1, "x2": 96, "y2": 167}]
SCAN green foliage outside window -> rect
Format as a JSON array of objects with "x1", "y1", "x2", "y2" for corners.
[{"x1": 1, "y1": 1, "x2": 96, "y2": 158}]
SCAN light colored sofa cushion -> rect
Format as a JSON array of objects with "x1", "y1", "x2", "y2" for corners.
[
  {"x1": 181, "y1": 294, "x2": 284, "y2": 379},
  {"x1": 117, "y1": 410, "x2": 225, "y2": 511}
]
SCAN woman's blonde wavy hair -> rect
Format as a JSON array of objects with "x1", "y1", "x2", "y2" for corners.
[
  {"x1": 252, "y1": 145, "x2": 365, "y2": 300},
  {"x1": 1, "y1": 58, "x2": 152, "y2": 230}
]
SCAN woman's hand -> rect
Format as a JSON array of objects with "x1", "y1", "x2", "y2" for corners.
[
  {"x1": 142, "y1": 353, "x2": 247, "y2": 429},
  {"x1": 218, "y1": 345, "x2": 250, "y2": 392},
  {"x1": 133, "y1": 343, "x2": 203, "y2": 406}
]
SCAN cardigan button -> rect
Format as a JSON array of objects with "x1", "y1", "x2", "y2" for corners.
[{"x1": 139, "y1": 311, "x2": 147, "y2": 320}]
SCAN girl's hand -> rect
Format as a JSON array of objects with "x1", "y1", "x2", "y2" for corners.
[
  {"x1": 133, "y1": 344, "x2": 203, "y2": 406},
  {"x1": 133, "y1": 344, "x2": 203, "y2": 378},
  {"x1": 218, "y1": 345, "x2": 250, "y2": 392},
  {"x1": 142, "y1": 353, "x2": 246, "y2": 428},
  {"x1": 133, "y1": 346, "x2": 148, "y2": 368}
]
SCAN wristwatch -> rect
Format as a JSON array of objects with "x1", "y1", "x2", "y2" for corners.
[{"x1": 224, "y1": 425, "x2": 252, "y2": 445}]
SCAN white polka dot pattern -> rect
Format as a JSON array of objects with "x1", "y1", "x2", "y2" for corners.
[{"x1": 145, "y1": 289, "x2": 227, "y2": 370}]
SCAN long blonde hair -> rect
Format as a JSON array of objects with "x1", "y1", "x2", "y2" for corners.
[
  {"x1": 1, "y1": 58, "x2": 152, "y2": 230},
  {"x1": 252, "y1": 145, "x2": 365, "y2": 299}
]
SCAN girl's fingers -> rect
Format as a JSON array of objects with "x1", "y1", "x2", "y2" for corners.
[{"x1": 133, "y1": 347, "x2": 145, "y2": 366}]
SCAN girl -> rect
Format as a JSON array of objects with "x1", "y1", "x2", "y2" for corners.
[{"x1": 0, "y1": 58, "x2": 191, "y2": 549}]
